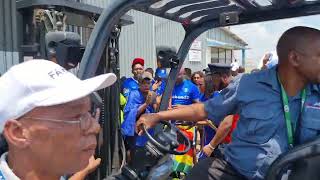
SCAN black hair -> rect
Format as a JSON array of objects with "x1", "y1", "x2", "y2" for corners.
[
  {"x1": 204, "y1": 75, "x2": 214, "y2": 98},
  {"x1": 191, "y1": 71, "x2": 204, "y2": 85},
  {"x1": 145, "y1": 68, "x2": 154, "y2": 77},
  {"x1": 204, "y1": 74, "x2": 221, "y2": 98},
  {"x1": 184, "y1": 68, "x2": 192, "y2": 79}
]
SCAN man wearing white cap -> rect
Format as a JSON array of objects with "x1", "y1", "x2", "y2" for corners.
[{"x1": 0, "y1": 60, "x2": 117, "y2": 179}]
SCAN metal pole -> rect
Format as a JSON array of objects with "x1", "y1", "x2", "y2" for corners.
[
  {"x1": 156, "y1": 25, "x2": 214, "y2": 132},
  {"x1": 242, "y1": 49, "x2": 246, "y2": 66}
]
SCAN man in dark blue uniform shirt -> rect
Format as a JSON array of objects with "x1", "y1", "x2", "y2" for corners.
[
  {"x1": 122, "y1": 58, "x2": 145, "y2": 97},
  {"x1": 136, "y1": 26, "x2": 320, "y2": 180}
]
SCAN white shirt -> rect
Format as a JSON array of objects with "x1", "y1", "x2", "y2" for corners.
[
  {"x1": 0, "y1": 152, "x2": 19, "y2": 180},
  {"x1": 0, "y1": 152, "x2": 66, "y2": 180}
]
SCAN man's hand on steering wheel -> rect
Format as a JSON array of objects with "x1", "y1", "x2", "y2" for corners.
[{"x1": 136, "y1": 113, "x2": 161, "y2": 135}]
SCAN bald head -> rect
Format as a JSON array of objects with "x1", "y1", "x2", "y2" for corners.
[
  {"x1": 277, "y1": 26, "x2": 320, "y2": 64},
  {"x1": 276, "y1": 26, "x2": 320, "y2": 84}
]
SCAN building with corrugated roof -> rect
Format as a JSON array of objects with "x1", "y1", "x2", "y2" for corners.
[
  {"x1": 117, "y1": 9, "x2": 247, "y2": 77},
  {"x1": 0, "y1": 0, "x2": 248, "y2": 76}
]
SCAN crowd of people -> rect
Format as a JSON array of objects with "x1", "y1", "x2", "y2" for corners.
[
  {"x1": 123, "y1": 26, "x2": 320, "y2": 180},
  {"x1": 119, "y1": 49, "x2": 252, "y2": 179},
  {"x1": 136, "y1": 26, "x2": 320, "y2": 180}
]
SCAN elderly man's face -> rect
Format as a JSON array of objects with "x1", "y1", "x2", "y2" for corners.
[{"x1": 16, "y1": 97, "x2": 100, "y2": 174}]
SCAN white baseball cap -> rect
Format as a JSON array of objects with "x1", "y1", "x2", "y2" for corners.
[{"x1": 0, "y1": 60, "x2": 117, "y2": 132}]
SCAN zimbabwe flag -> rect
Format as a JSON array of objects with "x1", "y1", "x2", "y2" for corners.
[{"x1": 172, "y1": 126, "x2": 196, "y2": 174}]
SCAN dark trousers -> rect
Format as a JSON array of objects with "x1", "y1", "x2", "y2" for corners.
[{"x1": 186, "y1": 157, "x2": 247, "y2": 180}]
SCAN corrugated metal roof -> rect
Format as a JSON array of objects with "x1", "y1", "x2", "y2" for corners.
[{"x1": 220, "y1": 27, "x2": 248, "y2": 46}]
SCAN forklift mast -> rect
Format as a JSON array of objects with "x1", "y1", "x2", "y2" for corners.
[{"x1": 1, "y1": 0, "x2": 133, "y2": 179}]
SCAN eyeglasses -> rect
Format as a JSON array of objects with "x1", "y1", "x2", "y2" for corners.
[{"x1": 23, "y1": 112, "x2": 98, "y2": 132}]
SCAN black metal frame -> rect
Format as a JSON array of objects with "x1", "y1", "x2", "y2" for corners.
[{"x1": 79, "y1": 0, "x2": 320, "y2": 113}]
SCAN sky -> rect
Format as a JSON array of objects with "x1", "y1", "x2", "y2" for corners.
[{"x1": 230, "y1": 14, "x2": 320, "y2": 68}]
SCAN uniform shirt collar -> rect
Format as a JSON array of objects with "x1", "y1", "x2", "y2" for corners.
[
  {"x1": 256, "y1": 66, "x2": 320, "y2": 96},
  {"x1": 0, "y1": 152, "x2": 67, "y2": 180},
  {"x1": 0, "y1": 152, "x2": 20, "y2": 180},
  {"x1": 256, "y1": 66, "x2": 280, "y2": 92}
]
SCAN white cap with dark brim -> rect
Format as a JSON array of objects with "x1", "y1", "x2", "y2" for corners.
[{"x1": 0, "y1": 60, "x2": 117, "y2": 133}]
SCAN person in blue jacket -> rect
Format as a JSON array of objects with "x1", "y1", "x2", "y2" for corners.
[
  {"x1": 121, "y1": 71, "x2": 156, "y2": 162},
  {"x1": 122, "y1": 58, "x2": 145, "y2": 98}
]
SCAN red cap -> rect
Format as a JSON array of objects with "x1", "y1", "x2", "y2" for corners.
[{"x1": 132, "y1": 58, "x2": 144, "y2": 67}]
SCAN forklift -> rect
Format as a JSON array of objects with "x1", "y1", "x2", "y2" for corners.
[
  {"x1": 3, "y1": 0, "x2": 320, "y2": 179},
  {"x1": 77, "y1": 0, "x2": 320, "y2": 179}
]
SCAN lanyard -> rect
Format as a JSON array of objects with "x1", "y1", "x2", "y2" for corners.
[{"x1": 278, "y1": 75, "x2": 306, "y2": 146}]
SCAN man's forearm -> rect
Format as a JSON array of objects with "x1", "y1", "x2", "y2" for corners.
[
  {"x1": 157, "y1": 103, "x2": 207, "y2": 122},
  {"x1": 209, "y1": 115, "x2": 233, "y2": 147},
  {"x1": 137, "y1": 103, "x2": 148, "y2": 118}
]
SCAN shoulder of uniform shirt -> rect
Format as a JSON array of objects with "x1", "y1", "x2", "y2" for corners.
[
  {"x1": 234, "y1": 69, "x2": 269, "y2": 83},
  {"x1": 248, "y1": 66, "x2": 279, "y2": 87},
  {"x1": 230, "y1": 68, "x2": 279, "y2": 93}
]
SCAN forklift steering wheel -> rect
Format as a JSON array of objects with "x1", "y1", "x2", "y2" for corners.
[{"x1": 143, "y1": 120, "x2": 191, "y2": 155}]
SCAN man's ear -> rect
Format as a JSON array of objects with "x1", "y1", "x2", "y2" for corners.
[
  {"x1": 3, "y1": 120, "x2": 30, "y2": 149},
  {"x1": 288, "y1": 50, "x2": 300, "y2": 67}
]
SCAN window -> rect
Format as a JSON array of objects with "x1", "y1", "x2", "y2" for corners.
[
  {"x1": 219, "y1": 48, "x2": 226, "y2": 63},
  {"x1": 211, "y1": 48, "x2": 219, "y2": 63},
  {"x1": 226, "y1": 50, "x2": 232, "y2": 64}
]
